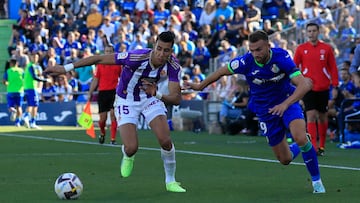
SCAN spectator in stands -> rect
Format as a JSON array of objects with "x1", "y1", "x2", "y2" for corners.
[
  {"x1": 337, "y1": 71, "x2": 360, "y2": 142},
  {"x1": 41, "y1": 77, "x2": 56, "y2": 103},
  {"x1": 55, "y1": 74, "x2": 73, "y2": 102},
  {"x1": 278, "y1": 39, "x2": 293, "y2": 58},
  {"x1": 63, "y1": 48, "x2": 80, "y2": 66},
  {"x1": 135, "y1": 0, "x2": 154, "y2": 25},
  {"x1": 350, "y1": 39, "x2": 360, "y2": 93},
  {"x1": 119, "y1": 14, "x2": 135, "y2": 39},
  {"x1": 137, "y1": 20, "x2": 152, "y2": 42},
  {"x1": 182, "y1": 21, "x2": 198, "y2": 41},
  {"x1": 42, "y1": 47, "x2": 61, "y2": 69},
  {"x1": 171, "y1": 5, "x2": 183, "y2": 23},
  {"x1": 86, "y1": 4, "x2": 103, "y2": 29},
  {"x1": 81, "y1": 33, "x2": 99, "y2": 55},
  {"x1": 63, "y1": 31, "x2": 82, "y2": 59},
  {"x1": 8, "y1": 25, "x2": 27, "y2": 56},
  {"x1": 282, "y1": 14, "x2": 296, "y2": 30},
  {"x1": 153, "y1": 1, "x2": 170, "y2": 24},
  {"x1": 121, "y1": 0, "x2": 136, "y2": 15},
  {"x1": 95, "y1": 29, "x2": 106, "y2": 53},
  {"x1": 66, "y1": 71, "x2": 79, "y2": 100},
  {"x1": 245, "y1": 1, "x2": 261, "y2": 32},
  {"x1": 293, "y1": 23, "x2": 339, "y2": 156},
  {"x1": 177, "y1": 41, "x2": 193, "y2": 75},
  {"x1": 198, "y1": 0, "x2": 217, "y2": 27},
  {"x1": 218, "y1": 78, "x2": 249, "y2": 134},
  {"x1": 14, "y1": 45, "x2": 29, "y2": 69},
  {"x1": 168, "y1": 14, "x2": 182, "y2": 31},
  {"x1": 172, "y1": 0, "x2": 188, "y2": 10},
  {"x1": 38, "y1": 21, "x2": 49, "y2": 43},
  {"x1": 129, "y1": 32, "x2": 147, "y2": 50},
  {"x1": 215, "y1": 0, "x2": 234, "y2": 23},
  {"x1": 103, "y1": 0, "x2": 121, "y2": 23},
  {"x1": 295, "y1": 10, "x2": 308, "y2": 28},
  {"x1": 219, "y1": 39, "x2": 237, "y2": 62},
  {"x1": 182, "y1": 6, "x2": 197, "y2": 25},
  {"x1": 207, "y1": 28, "x2": 227, "y2": 58},
  {"x1": 99, "y1": 16, "x2": 115, "y2": 43},
  {"x1": 180, "y1": 32, "x2": 196, "y2": 54},
  {"x1": 191, "y1": 64, "x2": 206, "y2": 82},
  {"x1": 263, "y1": 19, "x2": 275, "y2": 35},
  {"x1": 74, "y1": 48, "x2": 95, "y2": 102},
  {"x1": 113, "y1": 29, "x2": 130, "y2": 52},
  {"x1": 2, "y1": 57, "x2": 24, "y2": 127},
  {"x1": 193, "y1": 38, "x2": 211, "y2": 73},
  {"x1": 29, "y1": 35, "x2": 48, "y2": 58}
]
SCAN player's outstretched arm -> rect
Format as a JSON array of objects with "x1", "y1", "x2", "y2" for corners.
[
  {"x1": 44, "y1": 54, "x2": 116, "y2": 75},
  {"x1": 184, "y1": 66, "x2": 232, "y2": 91}
]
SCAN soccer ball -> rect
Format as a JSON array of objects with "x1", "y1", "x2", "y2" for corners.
[{"x1": 54, "y1": 172, "x2": 83, "y2": 200}]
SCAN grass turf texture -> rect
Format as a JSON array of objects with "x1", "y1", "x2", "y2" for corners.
[{"x1": 0, "y1": 126, "x2": 359, "y2": 203}]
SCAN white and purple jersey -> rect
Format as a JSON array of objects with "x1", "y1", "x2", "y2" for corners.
[{"x1": 114, "y1": 48, "x2": 181, "y2": 101}]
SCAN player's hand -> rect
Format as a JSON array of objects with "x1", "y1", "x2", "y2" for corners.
[
  {"x1": 140, "y1": 79, "x2": 157, "y2": 96},
  {"x1": 268, "y1": 103, "x2": 289, "y2": 117},
  {"x1": 44, "y1": 64, "x2": 66, "y2": 76},
  {"x1": 182, "y1": 80, "x2": 202, "y2": 91}
]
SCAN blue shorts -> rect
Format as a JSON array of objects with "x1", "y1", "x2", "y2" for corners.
[
  {"x1": 7, "y1": 92, "x2": 24, "y2": 108},
  {"x1": 258, "y1": 103, "x2": 304, "y2": 146},
  {"x1": 24, "y1": 89, "x2": 39, "y2": 107}
]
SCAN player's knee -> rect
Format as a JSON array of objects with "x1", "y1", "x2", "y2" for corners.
[{"x1": 159, "y1": 138, "x2": 172, "y2": 151}]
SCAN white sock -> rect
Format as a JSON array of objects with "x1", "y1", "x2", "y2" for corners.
[
  {"x1": 312, "y1": 179, "x2": 323, "y2": 186},
  {"x1": 161, "y1": 143, "x2": 176, "y2": 184},
  {"x1": 121, "y1": 145, "x2": 131, "y2": 158}
]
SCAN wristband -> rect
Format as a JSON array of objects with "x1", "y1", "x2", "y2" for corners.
[
  {"x1": 155, "y1": 91, "x2": 163, "y2": 100},
  {"x1": 64, "y1": 63, "x2": 74, "y2": 72}
]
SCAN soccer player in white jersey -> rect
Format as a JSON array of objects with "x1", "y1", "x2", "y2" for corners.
[{"x1": 45, "y1": 31, "x2": 186, "y2": 193}]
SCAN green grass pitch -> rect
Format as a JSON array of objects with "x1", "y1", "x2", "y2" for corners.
[{"x1": 0, "y1": 126, "x2": 359, "y2": 203}]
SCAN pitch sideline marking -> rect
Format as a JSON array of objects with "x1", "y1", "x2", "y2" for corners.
[{"x1": 1, "y1": 133, "x2": 360, "y2": 171}]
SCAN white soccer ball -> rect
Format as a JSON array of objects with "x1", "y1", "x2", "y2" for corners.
[{"x1": 54, "y1": 172, "x2": 83, "y2": 200}]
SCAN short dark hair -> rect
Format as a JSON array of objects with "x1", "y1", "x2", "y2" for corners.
[
  {"x1": 249, "y1": 30, "x2": 269, "y2": 43},
  {"x1": 157, "y1": 31, "x2": 176, "y2": 46},
  {"x1": 306, "y1": 22, "x2": 319, "y2": 30}
]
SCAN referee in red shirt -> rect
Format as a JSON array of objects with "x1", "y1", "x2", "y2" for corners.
[
  {"x1": 88, "y1": 45, "x2": 122, "y2": 144},
  {"x1": 293, "y1": 23, "x2": 339, "y2": 156}
]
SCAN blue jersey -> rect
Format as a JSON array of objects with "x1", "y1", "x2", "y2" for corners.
[{"x1": 228, "y1": 48, "x2": 299, "y2": 118}]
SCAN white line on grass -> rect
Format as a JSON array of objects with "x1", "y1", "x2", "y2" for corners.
[{"x1": 1, "y1": 133, "x2": 360, "y2": 171}]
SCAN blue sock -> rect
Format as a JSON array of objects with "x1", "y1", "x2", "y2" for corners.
[
  {"x1": 301, "y1": 141, "x2": 320, "y2": 181},
  {"x1": 30, "y1": 117, "x2": 35, "y2": 124},
  {"x1": 289, "y1": 143, "x2": 300, "y2": 160}
]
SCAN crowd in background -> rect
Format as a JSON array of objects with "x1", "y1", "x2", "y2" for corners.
[{"x1": 3, "y1": 0, "x2": 360, "y2": 136}]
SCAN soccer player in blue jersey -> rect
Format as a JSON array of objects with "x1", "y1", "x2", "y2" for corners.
[
  {"x1": 44, "y1": 31, "x2": 186, "y2": 193},
  {"x1": 185, "y1": 30, "x2": 326, "y2": 194}
]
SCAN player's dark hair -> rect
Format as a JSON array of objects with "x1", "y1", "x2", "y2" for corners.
[
  {"x1": 306, "y1": 22, "x2": 319, "y2": 30},
  {"x1": 248, "y1": 30, "x2": 269, "y2": 43},
  {"x1": 157, "y1": 31, "x2": 176, "y2": 46}
]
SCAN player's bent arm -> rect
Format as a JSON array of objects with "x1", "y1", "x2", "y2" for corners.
[
  {"x1": 284, "y1": 74, "x2": 312, "y2": 106},
  {"x1": 160, "y1": 81, "x2": 182, "y2": 105},
  {"x1": 198, "y1": 66, "x2": 231, "y2": 90}
]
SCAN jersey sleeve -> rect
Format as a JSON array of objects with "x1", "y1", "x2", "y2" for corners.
[
  {"x1": 114, "y1": 52, "x2": 129, "y2": 65},
  {"x1": 277, "y1": 49, "x2": 299, "y2": 76},
  {"x1": 167, "y1": 56, "x2": 181, "y2": 82},
  {"x1": 227, "y1": 56, "x2": 246, "y2": 75}
]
